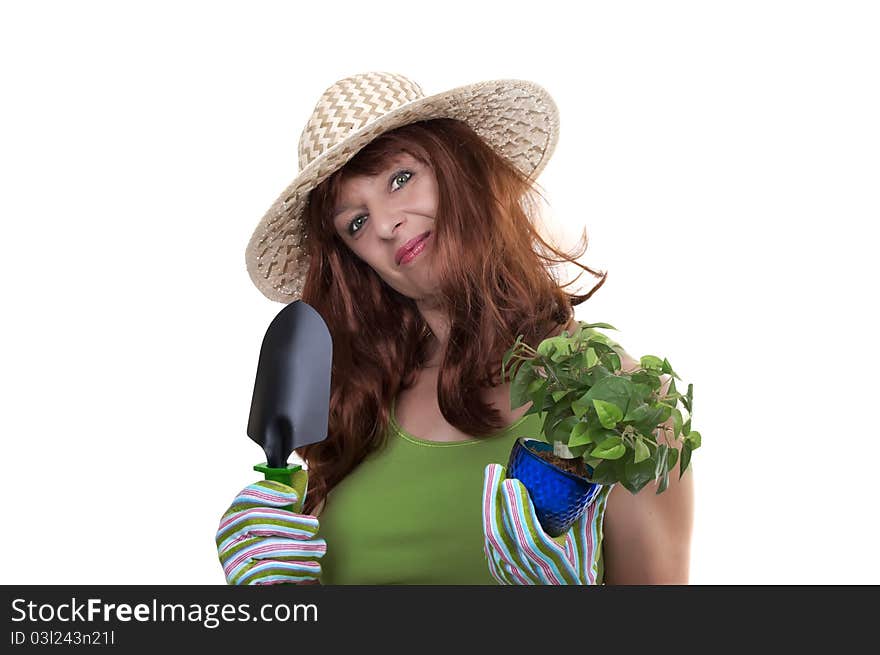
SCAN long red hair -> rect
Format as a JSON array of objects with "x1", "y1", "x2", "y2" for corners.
[{"x1": 296, "y1": 118, "x2": 607, "y2": 514}]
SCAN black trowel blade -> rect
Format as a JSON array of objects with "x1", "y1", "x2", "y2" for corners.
[{"x1": 247, "y1": 300, "x2": 333, "y2": 468}]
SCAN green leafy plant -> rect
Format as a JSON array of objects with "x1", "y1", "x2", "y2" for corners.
[{"x1": 501, "y1": 321, "x2": 701, "y2": 494}]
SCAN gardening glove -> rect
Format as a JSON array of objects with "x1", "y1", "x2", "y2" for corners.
[
  {"x1": 481, "y1": 463, "x2": 612, "y2": 585},
  {"x1": 215, "y1": 469, "x2": 327, "y2": 585}
]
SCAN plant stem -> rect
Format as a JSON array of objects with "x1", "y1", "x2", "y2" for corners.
[{"x1": 540, "y1": 356, "x2": 563, "y2": 387}]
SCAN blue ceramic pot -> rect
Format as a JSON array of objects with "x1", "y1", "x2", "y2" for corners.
[{"x1": 506, "y1": 437, "x2": 604, "y2": 537}]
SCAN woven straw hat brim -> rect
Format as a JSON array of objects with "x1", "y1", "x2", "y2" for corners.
[{"x1": 246, "y1": 78, "x2": 560, "y2": 303}]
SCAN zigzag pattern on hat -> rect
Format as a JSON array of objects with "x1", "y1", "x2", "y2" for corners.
[{"x1": 298, "y1": 72, "x2": 425, "y2": 170}]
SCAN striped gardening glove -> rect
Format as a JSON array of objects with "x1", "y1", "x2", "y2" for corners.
[
  {"x1": 215, "y1": 469, "x2": 327, "y2": 585},
  {"x1": 481, "y1": 463, "x2": 612, "y2": 585}
]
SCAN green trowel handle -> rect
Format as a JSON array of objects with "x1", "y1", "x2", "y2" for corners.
[{"x1": 253, "y1": 462, "x2": 303, "y2": 512}]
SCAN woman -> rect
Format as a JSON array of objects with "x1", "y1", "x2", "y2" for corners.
[{"x1": 216, "y1": 72, "x2": 694, "y2": 585}]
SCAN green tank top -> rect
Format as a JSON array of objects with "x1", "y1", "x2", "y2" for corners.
[{"x1": 317, "y1": 399, "x2": 606, "y2": 585}]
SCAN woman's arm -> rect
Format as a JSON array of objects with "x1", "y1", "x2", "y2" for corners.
[{"x1": 602, "y1": 357, "x2": 695, "y2": 585}]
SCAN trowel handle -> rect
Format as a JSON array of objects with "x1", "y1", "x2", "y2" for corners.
[{"x1": 253, "y1": 462, "x2": 303, "y2": 512}]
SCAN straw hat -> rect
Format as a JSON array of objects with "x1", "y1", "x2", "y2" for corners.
[{"x1": 245, "y1": 71, "x2": 560, "y2": 303}]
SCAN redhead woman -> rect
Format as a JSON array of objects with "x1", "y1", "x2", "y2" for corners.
[{"x1": 216, "y1": 72, "x2": 694, "y2": 585}]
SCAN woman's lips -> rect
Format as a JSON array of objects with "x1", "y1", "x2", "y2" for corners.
[{"x1": 397, "y1": 232, "x2": 431, "y2": 266}]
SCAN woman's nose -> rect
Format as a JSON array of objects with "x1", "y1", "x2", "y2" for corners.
[{"x1": 371, "y1": 204, "x2": 405, "y2": 239}]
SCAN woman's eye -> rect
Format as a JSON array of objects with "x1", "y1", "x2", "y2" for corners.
[
  {"x1": 391, "y1": 170, "x2": 413, "y2": 191},
  {"x1": 348, "y1": 214, "x2": 366, "y2": 236}
]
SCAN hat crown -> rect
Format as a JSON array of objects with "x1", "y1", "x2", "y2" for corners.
[{"x1": 297, "y1": 72, "x2": 425, "y2": 171}]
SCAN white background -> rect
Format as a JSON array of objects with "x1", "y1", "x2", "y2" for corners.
[{"x1": 1, "y1": 0, "x2": 877, "y2": 584}]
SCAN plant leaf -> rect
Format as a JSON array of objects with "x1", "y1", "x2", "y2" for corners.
[
  {"x1": 593, "y1": 399, "x2": 623, "y2": 429},
  {"x1": 550, "y1": 416, "x2": 580, "y2": 444},
  {"x1": 530, "y1": 383, "x2": 549, "y2": 416},
  {"x1": 654, "y1": 444, "x2": 669, "y2": 479},
  {"x1": 579, "y1": 322, "x2": 619, "y2": 331},
  {"x1": 625, "y1": 455, "x2": 656, "y2": 493},
  {"x1": 665, "y1": 445, "x2": 679, "y2": 471},
  {"x1": 510, "y1": 361, "x2": 536, "y2": 410},
  {"x1": 589, "y1": 460, "x2": 619, "y2": 485},
  {"x1": 656, "y1": 468, "x2": 669, "y2": 494},
  {"x1": 569, "y1": 421, "x2": 592, "y2": 447},
  {"x1": 640, "y1": 355, "x2": 664, "y2": 372},
  {"x1": 585, "y1": 347, "x2": 599, "y2": 369},
  {"x1": 633, "y1": 438, "x2": 650, "y2": 464},
  {"x1": 538, "y1": 336, "x2": 572, "y2": 363},
  {"x1": 661, "y1": 358, "x2": 680, "y2": 380},
  {"x1": 680, "y1": 442, "x2": 693, "y2": 478},
  {"x1": 571, "y1": 397, "x2": 589, "y2": 419},
  {"x1": 672, "y1": 408, "x2": 683, "y2": 439},
  {"x1": 579, "y1": 375, "x2": 631, "y2": 408},
  {"x1": 606, "y1": 352, "x2": 622, "y2": 373},
  {"x1": 623, "y1": 402, "x2": 652, "y2": 423},
  {"x1": 681, "y1": 383, "x2": 693, "y2": 413},
  {"x1": 591, "y1": 437, "x2": 625, "y2": 460},
  {"x1": 501, "y1": 337, "x2": 522, "y2": 379}
]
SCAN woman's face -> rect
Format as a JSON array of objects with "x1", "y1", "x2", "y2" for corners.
[{"x1": 331, "y1": 151, "x2": 440, "y2": 301}]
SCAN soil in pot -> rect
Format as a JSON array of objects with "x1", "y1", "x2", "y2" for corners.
[{"x1": 527, "y1": 444, "x2": 590, "y2": 478}]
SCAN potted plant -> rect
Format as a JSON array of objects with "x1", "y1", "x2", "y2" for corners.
[{"x1": 501, "y1": 321, "x2": 701, "y2": 537}]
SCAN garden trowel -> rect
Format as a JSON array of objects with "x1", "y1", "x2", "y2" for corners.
[{"x1": 247, "y1": 300, "x2": 333, "y2": 512}]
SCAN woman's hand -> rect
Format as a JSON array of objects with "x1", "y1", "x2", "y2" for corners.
[
  {"x1": 215, "y1": 470, "x2": 327, "y2": 585},
  {"x1": 481, "y1": 463, "x2": 611, "y2": 585}
]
